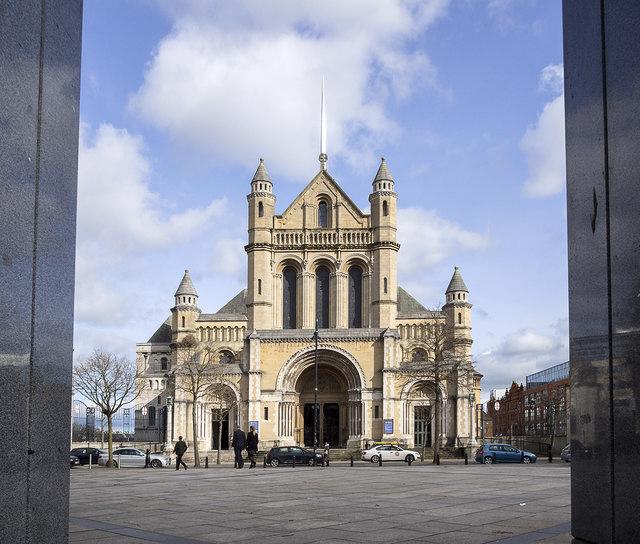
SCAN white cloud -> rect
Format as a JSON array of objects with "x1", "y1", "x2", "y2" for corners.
[
  {"x1": 539, "y1": 63, "x2": 564, "y2": 95},
  {"x1": 75, "y1": 123, "x2": 229, "y2": 327},
  {"x1": 477, "y1": 318, "x2": 569, "y2": 399},
  {"x1": 130, "y1": 1, "x2": 449, "y2": 181},
  {"x1": 521, "y1": 65, "x2": 566, "y2": 198},
  {"x1": 397, "y1": 207, "x2": 489, "y2": 275}
]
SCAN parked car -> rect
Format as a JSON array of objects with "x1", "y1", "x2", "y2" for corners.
[
  {"x1": 561, "y1": 444, "x2": 571, "y2": 463},
  {"x1": 70, "y1": 447, "x2": 105, "y2": 465},
  {"x1": 265, "y1": 446, "x2": 324, "y2": 467},
  {"x1": 70, "y1": 455, "x2": 80, "y2": 468},
  {"x1": 475, "y1": 443, "x2": 537, "y2": 464},
  {"x1": 361, "y1": 444, "x2": 421, "y2": 463},
  {"x1": 97, "y1": 448, "x2": 171, "y2": 468}
]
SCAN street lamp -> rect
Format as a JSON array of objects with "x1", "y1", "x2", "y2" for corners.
[{"x1": 313, "y1": 319, "x2": 319, "y2": 460}]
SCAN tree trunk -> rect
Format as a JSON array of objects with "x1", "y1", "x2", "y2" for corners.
[
  {"x1": 192, "y1": 400, "x2": 200, "y2": 467},
  {"x1": 217, "y1": 406, "x2": 222, "y2": 465},
  {"x1": 107, "y1": 415, "x2": 114, "y2": 467}
]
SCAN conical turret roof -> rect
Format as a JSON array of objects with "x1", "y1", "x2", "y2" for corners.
[
  {"x1": 174, "y1": 269, "x2": 198, "y2": 297},
  {"x1": 446, "y1": 266, "x2": 468, "y2": 293},
  {"x1": 252, "y1": 158, "x2": 272, "y2": 183},
  {"x1": 374, "y1": 157, "x2": 394, "y2": 183}
]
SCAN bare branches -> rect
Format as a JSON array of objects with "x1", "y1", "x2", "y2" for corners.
[{"x1": 73, "y1": 349, "x2": 140, "y2": 417}]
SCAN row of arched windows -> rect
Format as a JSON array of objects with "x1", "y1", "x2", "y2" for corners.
[
  {"x1": 398, "y1": 323, "x2": 445, "y2": 339},
  {"x1": 198, "y1": 326, "x2": 245, "y2": 342},
  {"x1": 282, "y1": 265, "x2": 364, "y2": 329},
  {"x1": 447, "y1": 292, "x2": 467, "y2": 302}
]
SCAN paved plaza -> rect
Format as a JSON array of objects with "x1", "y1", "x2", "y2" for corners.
[{"x1": 69, "y1": 462, "x2": 571, "y2": 543}]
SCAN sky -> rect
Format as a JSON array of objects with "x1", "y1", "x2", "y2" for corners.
[{"x1": 76, "y1": 0, "x2": 568, "y2": 402}]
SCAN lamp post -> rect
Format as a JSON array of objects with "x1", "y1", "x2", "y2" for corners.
[{"x1": 313, "y1": 319, "x2": 319, "y2": 458}]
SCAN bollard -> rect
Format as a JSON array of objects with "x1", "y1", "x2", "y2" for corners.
[
  {"x1": 464, "y1": 453, "x2": 468, "y2": 465},
  {"x1": 118, "y1": 454, "x2": 121, "y2": 469},
  {"x1": 436, "y1": 454, "x2": 440, "y2": 465},
  {"x1": 263, "y1": 456, "x2": 267, "y2": 468},
  {"x1": 89, "y1": 454, "x2": 92, "y2": 470},
  {"x1": 378, "y1": 455, "x2": 383, "y2": 467},
  {"x1": 205, "y1": 456, "x2": 209, "y2": 468},
  {"x1": 292, "y1": 456, "x2": 296, "y2": 468},
  {"x1": 350, "y1": 455, "x2": 354, "y2": 467},
  {"x1": 408, "y1": 457, "x2": 412, "y2": 466},
  {"x1": 326, "y1": 454, "x2": 329, "y2": 467},
  {"x1": 548, "y1": 446, "x2": 553, "y2": 463}
]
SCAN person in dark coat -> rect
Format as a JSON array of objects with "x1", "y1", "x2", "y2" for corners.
[
  {"x1": 231, "y1": 425, "x2": 246, "y2": 468},
  {"x1": 246, "y1": 426, "x2": 259, "y2": 468},
  {"x1": 173, "y1": 436, "x2": 188, "y2": 471},
  {"x1": 144, "y1": 448, "x2": 151, "y2": 468}
]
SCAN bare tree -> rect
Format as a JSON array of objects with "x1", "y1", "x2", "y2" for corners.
[
  {"x1": 73, "y1": 349, "x2": 140, "y2": 467},
  {"x1": 399, "y1": 319, "x2": 468, "y2": 463},
  {"x1": 174, "y1": 335, "x2": 218, "y2": 467},
  {"x1": 206, "y1": 381, "x2": 238, "y2": 465}
]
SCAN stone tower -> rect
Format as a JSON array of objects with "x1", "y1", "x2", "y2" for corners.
[
  {"x1": 369, "y1": 158, "x2": 399, "y2": 328},
  {"x1": 171, "y1": 269, "x2": 201, "y2": 343},
  {"x1": 443, "y1": 266, "x2": 472, "y2": 359},
  {"x1": 246, "y1": 159, "x2": 276, "y2": 331}
]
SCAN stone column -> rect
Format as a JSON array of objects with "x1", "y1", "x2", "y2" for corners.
[
  {"x1": 564, "y1": 3, "x2": 640, "y2": 541},
  {"x1": 272, "y1": 273, "x2": 282, "y2": 329},
  {"x1": 302, "y1": 271, "x2": 315, "y2": 329},
  {"x1": 334, "y1": 272, "x2": 348, "y2": 328},
  {"x1": 0, "y1": 2, "x2": 82, "y2": 542}
]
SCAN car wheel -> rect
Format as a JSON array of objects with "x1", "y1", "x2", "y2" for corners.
[
  {"x1": 483, "y1": 456, "x2": 494, "y2": 464},
  {"x1": 307, "y1": 458, "x2": 316, "y2": 466},
  {"x1": 371, "y1": 455, "x2": 380, "y2": 463},
  {"x1": 151, "y1": 459, "x2": 162, "y2": 468},
  {"x1": 270, "y1": 458, "x2": 280, "y2": 468},
  {"x1": 405, "y1": 454, "x2": 415, "y2": 463},
  {"x1": 522, "y1": 456, "x2": 531, "y2": 464}
]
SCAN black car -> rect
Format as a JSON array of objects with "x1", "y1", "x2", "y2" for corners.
[
  {"x1": 70, "y1": 447, "x2": 104, "y2": 465},
  {"x1": 70, "y1": 455, "x2": 81, "y2": 468},
  {"x1": 265, "y1": 446, "x2": 324, "y2": 467}
]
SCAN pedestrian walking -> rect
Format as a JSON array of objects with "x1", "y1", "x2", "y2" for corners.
[
  {"x1": 247, "y1": 426, "x2": 259, "y2": 468},
  {"x1": 173, "y1": 436, "x2": 188, "y2": 471},
  {"x1": 231, "y1": 425, "x2": 246, "y2": 468},
  {"x1": 144, "y1": 448, "x2": 151, "y2": 468}
]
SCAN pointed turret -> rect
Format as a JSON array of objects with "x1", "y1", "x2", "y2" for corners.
[
  {"x1": 369, "y1": 157, "x2": 398, "y2": 328},
  {"x1": 446, "y1": 266, "x2": 468, "y2": 294},
  {"x1": 250, "y1": 158, "x2": 273, "y2": 194},
  {"x1": 174, "y1": 269, "x2": 198, "y2": 298},
  {"x1": 171, "y1": 270, "x2": 201, "y2": 341}
]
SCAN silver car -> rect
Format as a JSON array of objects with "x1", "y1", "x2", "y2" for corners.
[{"x1": 98, "y1": 447, "x2": 171, "y2": 468}]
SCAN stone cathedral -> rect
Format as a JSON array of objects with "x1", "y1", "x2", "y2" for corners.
[{"x1": 135, "y1": 156, "x2": 482, "y2": 452}]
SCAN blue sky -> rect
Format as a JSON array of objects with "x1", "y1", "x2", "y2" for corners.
[{"x1": 76, "y1": 0, "x2": 567, "y2": 401}]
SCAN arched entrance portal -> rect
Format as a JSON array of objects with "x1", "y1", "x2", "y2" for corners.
[
  {"x1": 296, "y1": 365, "x2": 348, "y2": 447},
  {"x1": 276, "y1": 345, "x2": 365, "y2": 448}
]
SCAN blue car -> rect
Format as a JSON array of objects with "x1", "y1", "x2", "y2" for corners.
[{"x1": 475, "y1": 443, "x2": 537, "y2": 464}]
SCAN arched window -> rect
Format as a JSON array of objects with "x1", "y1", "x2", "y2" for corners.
[
  {"x1": 318, "y1": 201, "x2": 329, "y2": 228},
  {"x1": 181, "y1": 316, "x2": 185, "y2": 328},
  {"x1": 458, "y1": 312, "x2": 462, "y2": 324},
  {"x1": 160, "y1": 357, "x2": 168, "y2": 371},
  {"x1": 348, "y1": 266, "x2": 363, "y2": 328},
  {"x1": 282, "y1": 266, "x2": 297, "y2": 329},
  {"x1": 148, "y1": 406, "x2": 156, "y2": 426},
  {"x1": 148, "y1": 380, "x2": 153, "y2": 389},
  {"x1": 383, "y1": 277, "x2": 388, "y2": 294},
  {"x1": 315, "y1": 266, "x2": 330, "y2": 328},
  {"x1": 257, "y1": 278, "x2": 262, "y2": 295},
  {"x1": 383, "y1": 200, "x2": 388, "y2": 216},
  {"x1": 219, "y1": 350, "x2": 234, "y2": 364},
  {"x1": 188, "y1": 297, "x2": 191, "y2": 303},
  {"x1": 412, "y1": 348, "x2": 428, "y2": 362},
  {"x1": 258, "y1": 202, "x2": 264, "y2": 217}
]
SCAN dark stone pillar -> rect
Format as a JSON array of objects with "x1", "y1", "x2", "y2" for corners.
[
  {"x1": 0, "y1": 1, "x2": 82, "y2": 542},
  {"x1": 563, "y1": 1, "x2": 640, "y2": 542}
]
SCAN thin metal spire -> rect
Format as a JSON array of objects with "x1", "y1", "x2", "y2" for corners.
[{"x1": 319, "y1": 78, "x2": 327, "y2": 170}]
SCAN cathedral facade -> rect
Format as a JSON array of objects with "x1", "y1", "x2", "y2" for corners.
[{"x1": 135, "y1": 158, "x2": 481, "y2": 452}]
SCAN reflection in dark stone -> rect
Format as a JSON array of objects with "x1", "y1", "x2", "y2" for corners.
[{"x1": 564, "y1": 1, "x2": 640, "y2": 542}]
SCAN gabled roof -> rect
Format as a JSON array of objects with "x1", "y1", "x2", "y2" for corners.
[
  {"x1": 445, "y1": 266, "x2": 468, "y2": 293},
  {"x1": 174, "y1": 269, "x2": 198, "y2": 297},
  {"x1": 198, "y1": 289, "x2": 248, "y2": 322},
  {"x1": 278, "y1": 169, "x2": 367, "y2": 222},
  {"x1": 252, "y1": 158, "x2": 271, "y2": 183},
  {"x1": 147, "y1": 316, "x2": 172, "y2": 343},
  {"x1": 397, "y1": 287, "x2": 440, "y2": 318}
]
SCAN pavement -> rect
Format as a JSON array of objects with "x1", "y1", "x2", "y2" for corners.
[{"x1": 69, "y1": 461, "x2": 572, "y2": 543}]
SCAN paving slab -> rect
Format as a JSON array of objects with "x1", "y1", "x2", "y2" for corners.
[{"x1": 70, "y1": 463, "x2": 571, "y2": 543}]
